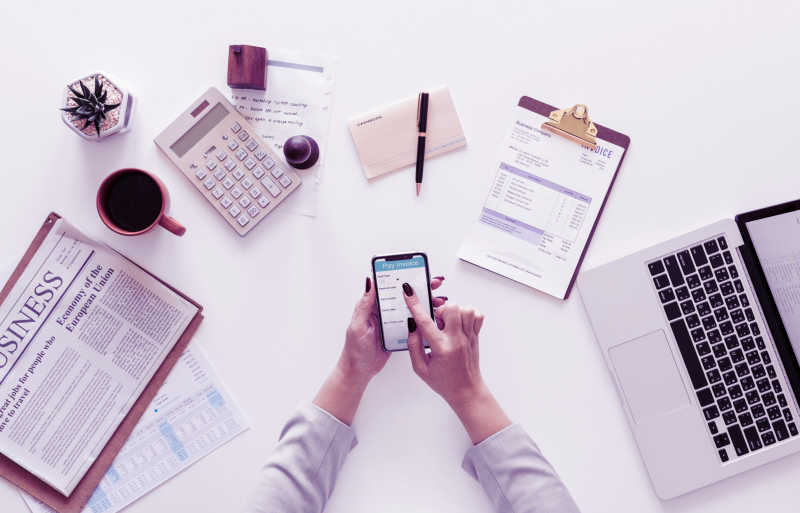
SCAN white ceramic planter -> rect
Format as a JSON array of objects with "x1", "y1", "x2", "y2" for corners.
[{"x1": 60, "y1": 72, "x2": 135, "y2": 141}]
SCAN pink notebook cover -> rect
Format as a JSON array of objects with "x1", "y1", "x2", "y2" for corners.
[{"x1": 0, "y1": 212, "x2": 204, "y2": 513}]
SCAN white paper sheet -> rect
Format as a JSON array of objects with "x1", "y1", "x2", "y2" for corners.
[
  {"x1": 230, "y1": 49, "x2": 336, "y2": 218},
  {"x1": 20, "y1": 343, "x2": 248, "y2": 513}
]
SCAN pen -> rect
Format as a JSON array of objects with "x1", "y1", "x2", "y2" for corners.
[{"x1": 415, "y1": 92, "x2": 429, "y2": 196}]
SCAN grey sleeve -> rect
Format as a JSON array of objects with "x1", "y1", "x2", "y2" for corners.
[
  {"x1": 246, "y1": 404, "x2": 357, "y2": 513},
  {"x1": 462, "y1": 424, "x2": 580, "y2": 513}
]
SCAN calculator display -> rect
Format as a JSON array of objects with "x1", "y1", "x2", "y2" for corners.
[{"x1": 170, "y1": 102, "x2": 229, "y2": 157}]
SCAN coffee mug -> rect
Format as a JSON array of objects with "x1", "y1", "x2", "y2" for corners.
[{"x1": 97, "y1": 168, "x2": 186, "y2": 236}]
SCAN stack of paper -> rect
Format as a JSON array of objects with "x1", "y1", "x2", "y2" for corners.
[{"x1": 21, "y1": 344, "x2": 248, "y2": 513}]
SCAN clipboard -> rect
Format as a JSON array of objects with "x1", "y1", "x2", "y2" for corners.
[
  {"x1": 0, "y1": 212, "x2": 204, "y2": 513},
  {"x1": 526, "y1": 96, "x2": 631, "y2": 298},
  {"x1": 458, "y1": 96, "x2": 630, "y2": 299}
]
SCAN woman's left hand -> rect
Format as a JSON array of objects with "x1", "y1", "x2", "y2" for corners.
[
  {"x1": 315, "y1": 275, "x2": 447, "y2": 425},
  {"x1": 337, "y1": 275, "x2": 447, "y2": 385}
]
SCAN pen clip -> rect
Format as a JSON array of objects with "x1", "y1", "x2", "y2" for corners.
[{"x1": 417, "y1": 93, "x2": 422, "y2": 129}]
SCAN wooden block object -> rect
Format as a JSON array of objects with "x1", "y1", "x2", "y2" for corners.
[{"x1": 227, "y1": 45, "x2": 267, "y2": 90}]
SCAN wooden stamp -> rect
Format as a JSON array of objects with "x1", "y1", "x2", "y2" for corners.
[{"x1": 227, "y1": 45, "x2": 267, "y2": 90}]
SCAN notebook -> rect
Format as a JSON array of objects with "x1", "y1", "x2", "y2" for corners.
[{"x1": 348, "y1": 85, "x2": 466, "y2": 179}]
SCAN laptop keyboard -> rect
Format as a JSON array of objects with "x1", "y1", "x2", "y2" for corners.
[{"x1": 648, "y1": 235, "x2": 798, "y2": 463}]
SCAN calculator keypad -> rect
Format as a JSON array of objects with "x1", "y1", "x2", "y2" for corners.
[{"x1": 179, "y1": 112, "x2": 300, "y2": 236}]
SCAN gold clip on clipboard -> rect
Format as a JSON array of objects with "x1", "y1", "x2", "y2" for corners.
[{"x1": 541, "y1": 104, "x2": 598, "y2": 149}]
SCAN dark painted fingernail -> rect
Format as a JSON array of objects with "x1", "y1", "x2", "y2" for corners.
[
  {"x1": 365, "y1": 277, "x2": 371, "y2": 293},
  {"x1": 433, "y1": 276, "x2": 445, "y2": 281},
  {"x1": 436, "y1": 296, "x2": 448, "y2": 301},
  {"x1": 402, "y1": 282, "x2": 413, "y2": 296},
  {"x1": 407, "y1": 317, "x2": 416, "y2": 333}
]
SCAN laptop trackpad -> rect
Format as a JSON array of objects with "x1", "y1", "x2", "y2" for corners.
[{"x1": 610, "y1": 330, "x2": 690, "y2": 424}]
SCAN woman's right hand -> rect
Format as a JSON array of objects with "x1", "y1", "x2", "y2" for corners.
[{"x1": 401, "y1": 282, "x2": 511, "y2": 444}]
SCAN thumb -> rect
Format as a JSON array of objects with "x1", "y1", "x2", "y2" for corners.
[
  {"x1": 406, "y1": 317, "x2": 429, "y2": 376},
  {"x1": 354, "y1": 276, "x2": 377, "y2": 323}
]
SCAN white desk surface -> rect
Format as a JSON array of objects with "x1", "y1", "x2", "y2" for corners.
[{"x1": 2, "y1": 1, "x2": 800, "y2": 512}]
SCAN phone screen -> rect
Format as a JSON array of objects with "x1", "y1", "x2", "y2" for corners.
[{"x1": 373, "y1": 253, "x2": 433, "y2": 351}]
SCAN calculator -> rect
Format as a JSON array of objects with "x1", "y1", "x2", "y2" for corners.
[{"x1": 154, "y1": 87, "x2": 300, "y2": 236}]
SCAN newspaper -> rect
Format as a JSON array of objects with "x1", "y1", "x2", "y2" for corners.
[
  {"x1": 0, "y1": 218, "x2": 199, "y2": 496},
  {"x1": 21, "y1": 343, "x2": 247, "y2": 513}
]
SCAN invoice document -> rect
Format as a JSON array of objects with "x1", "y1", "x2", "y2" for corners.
[
  {"x1": 21, "y1": 343, "x2": 247, "y2": 513},
  {"x1": 458, "y1": 98, "x2": 628, "y2": 299}
]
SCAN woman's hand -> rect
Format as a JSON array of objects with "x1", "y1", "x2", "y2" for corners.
[
  {"x1": 402, "y1": 282, "x2": 510, "y2": 444},
  {"x1": 313, "y1": 276, "x2": 446, "y2": 425}
]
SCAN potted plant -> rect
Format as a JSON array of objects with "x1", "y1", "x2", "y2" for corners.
[{"x1": 60, "y1": 73, "x2": 134, "y2": 141}]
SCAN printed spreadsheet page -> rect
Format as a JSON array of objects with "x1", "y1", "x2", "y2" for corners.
[{"x1": 458, "y1": 104, "x2": 624, "y2": 299}]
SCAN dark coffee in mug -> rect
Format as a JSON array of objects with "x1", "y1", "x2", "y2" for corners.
[{"x1": 103, "y1": 170, "x2": 163, "y2": 232}]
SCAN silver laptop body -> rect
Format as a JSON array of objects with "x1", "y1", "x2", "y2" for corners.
[{"x1": 578, "y1": 200, "x2": 800, "y2": 499}]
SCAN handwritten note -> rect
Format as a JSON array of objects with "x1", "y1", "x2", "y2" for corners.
[{"x1": 231, "y1": 49, "x2": 335, "y2": 218}]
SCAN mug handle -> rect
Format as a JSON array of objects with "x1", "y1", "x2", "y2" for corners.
[{"x1": 159, "y1": 215, "x2": 186, "y2": 236}]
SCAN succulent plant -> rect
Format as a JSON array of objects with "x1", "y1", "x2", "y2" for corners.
[{"x1": 60, "y1": 75, "x2": 120, "y2": 136}]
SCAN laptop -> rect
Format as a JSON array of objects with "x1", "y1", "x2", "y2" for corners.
[{"x1": 577, "y1": 199, "x2": 800, "y2": 499}]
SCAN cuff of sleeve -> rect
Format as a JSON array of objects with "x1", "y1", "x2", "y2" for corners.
[
  {"x1": 304, "y1": 403, "x2": 358, "y2": 449},
  {"x1": 462, "y1": 424, "x2": 533, "y2": 475},
  {"x1": 474, "y1": 423, "x2": 521, "y2": 449}
]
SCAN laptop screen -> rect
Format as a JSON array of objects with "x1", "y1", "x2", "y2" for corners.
[{"x1": 745, "y1": 209, "x2": 800, "y2": 355}]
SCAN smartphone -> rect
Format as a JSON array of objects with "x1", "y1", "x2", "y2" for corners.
[{"x1": 372, "y1": 252, "x2": 434, "y2": 351}]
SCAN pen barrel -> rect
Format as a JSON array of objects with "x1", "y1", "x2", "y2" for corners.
[{"x1": 415, "y1": 135, "x2": 426, "y2": 182}]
